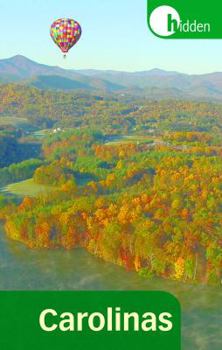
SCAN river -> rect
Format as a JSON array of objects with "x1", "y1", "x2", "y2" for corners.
[{"x1": 0, "y1": 225, "x2": 221, "y2": 350}]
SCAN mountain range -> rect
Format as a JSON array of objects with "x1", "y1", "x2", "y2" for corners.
[{"x1": 1, "y1": 55, "x2": 222, "y2": 100}]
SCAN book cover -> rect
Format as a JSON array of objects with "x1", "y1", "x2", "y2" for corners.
[{"x1": 0, "y1": 1, "x2": 221, "y2": 349}]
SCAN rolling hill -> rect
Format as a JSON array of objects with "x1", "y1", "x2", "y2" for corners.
[{"x1": 0, "y1": 55, "x2": 222, "y2": 99}]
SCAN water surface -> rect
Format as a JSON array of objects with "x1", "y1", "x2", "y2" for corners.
[{"x1": 0, "y1": 226, "x2": 221, "y2": 350}]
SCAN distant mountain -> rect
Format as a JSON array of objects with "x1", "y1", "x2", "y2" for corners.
[
  {"x1": 0, "y1": 55, "x2": 222, "y2": 99},
  {"x1": 27, "y1": 75, "x2": 90, "y2": 90},
  {"x1": 0, "y1": 55, "x2": 125, "y2": 92},
  {"x1": 76, "y1": 68, "x2": 222, "y2": 96},
  {"x1": 0, "y1": 55, "x2": 63, "y2": 80},
  {"x1": 25, "y1": 75, "x2": 124, "y2": 92}
]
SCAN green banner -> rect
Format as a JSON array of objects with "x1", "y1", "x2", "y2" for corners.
[
  {"x1": 0, "y1": 291, "x2": 180, "y2": 350},
  {"x1": 147, "y1": 0, "x2": 222, "y2": 38}
]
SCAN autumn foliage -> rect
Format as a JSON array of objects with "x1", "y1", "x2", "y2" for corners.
[{"x1": 2, "y1": 125, "x2": 222, "y2": 286}]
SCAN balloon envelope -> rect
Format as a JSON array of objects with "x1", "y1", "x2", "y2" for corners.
[{"x1": 50, "y1": 18, "x2": 82, "y2": 54}]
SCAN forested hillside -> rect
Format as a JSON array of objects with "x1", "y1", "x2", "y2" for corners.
[
  {"x1": 1, "y1": 84, "x2": 222, "y2": 132},
  {"x1": 0, "y1": 79, "x2": 222, "y2": 286},
  {"x1": 0, "y1": 129, "x2": 41, "y2": 168},
  {"x1": 1, "y1": 122, "x2": 222, "y2": 285}
]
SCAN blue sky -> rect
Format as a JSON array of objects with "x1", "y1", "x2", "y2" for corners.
[{"x1": 0, "y1": 0, "x2": 222, "y2": 73}]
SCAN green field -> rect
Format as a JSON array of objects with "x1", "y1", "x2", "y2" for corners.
[
  {"x1": 3, "y1": 179, "x2": 53, "y2": 197},
  {"x1": 105, "y1": 135, "x2": 154, "y2": 146},
  {"x1": 0, "y1": 117, "x2": 29, "y2": 126},
  {"x1": 33, "y1": 129, "x2": 52, "y2": 138}
]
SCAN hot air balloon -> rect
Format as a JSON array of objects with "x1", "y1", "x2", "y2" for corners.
[{"x1": 50, "y1": 18, "x2": 82, "y2": 58}]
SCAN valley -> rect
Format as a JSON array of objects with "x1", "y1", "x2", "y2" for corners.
[{"x1": 0, "y1": 56, "x2": 222, "y2": 349}]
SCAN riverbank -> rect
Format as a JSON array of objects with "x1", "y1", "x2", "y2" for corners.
[{"x1": 0, "y1": 224, "x2": 221, "y2": 350}]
